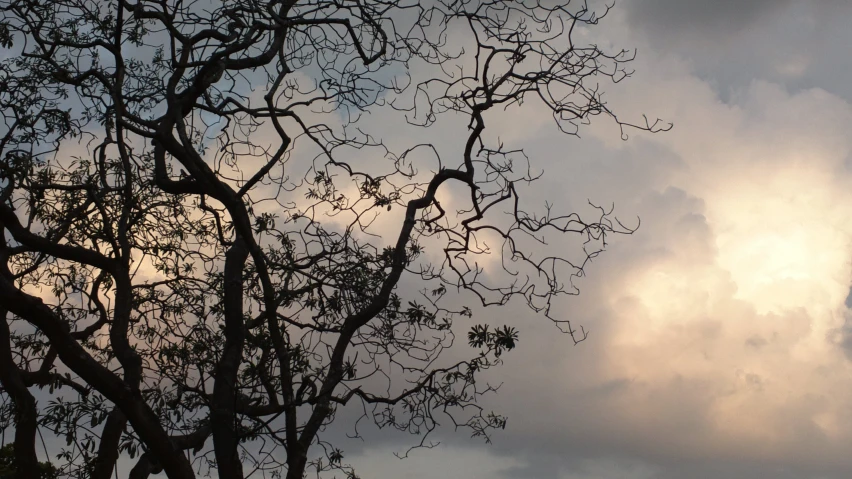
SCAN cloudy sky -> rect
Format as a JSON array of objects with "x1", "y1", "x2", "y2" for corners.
[{"x1": 339, "y1": 1, "x2": 852, "y2": 478}]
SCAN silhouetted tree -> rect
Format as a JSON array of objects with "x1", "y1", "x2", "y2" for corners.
[
  {"x1": 0, "y1": 443, "x2": 57, "y2": 478},
  {"x1": 0, "y1": 0, "x2": 666, "y2": 477}
]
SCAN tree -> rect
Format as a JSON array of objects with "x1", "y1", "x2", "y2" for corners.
[
  {"x1": 0, "y1": 443, "x2": 57, "y2": 478},
  {"x1": 0, "y1": 0, "x2": 666, "y2": 478}
]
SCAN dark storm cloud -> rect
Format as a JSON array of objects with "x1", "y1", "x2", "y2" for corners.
[
  {"x1": 832, "y1": 293, "x2": 852, "y2": 361},
  {"x1": 621, "y1": 0, "x2": 852, "y2": 103},
  {"x1": 495, "y1": 452, "x2": 851, "y2": 479},
  {"x1": 624, "y1": 0, "x2": 793, "y2": 36}
]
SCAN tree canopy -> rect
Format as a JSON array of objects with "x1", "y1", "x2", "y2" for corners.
[{"x1": 0, "y1": 0, "x2": 666, "y2": 477}]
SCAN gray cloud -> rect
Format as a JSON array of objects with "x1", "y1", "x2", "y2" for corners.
[
  {"x1": 340, "y1": 5, "x2": 852, "y2": 474},
  {"x1": 624, "y1": 0, "x2": 794, "y2": 36},
  {"x1": 618, "y1": 0, "x2": 852, "y2": 103},
  {"x1": 254, "y1": 4, "x2": 852, "y2": 478}
]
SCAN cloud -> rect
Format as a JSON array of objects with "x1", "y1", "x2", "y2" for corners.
[
  {"x1": 624, "y1": 0, "x2": 793, "y2": 36},
  {"x1": 341, "y1": 6, "x2": 852, "y2": 478},
  {"x1": 169, "y1": 5, "x2": 852, "y2": 478},
  {"x1": 618, "y1": 0, "x2": 852, "y2": 103},
  {"x1": 474, "y1": 34, "x2": 852, "y2": 479},
  {"x1": 349, "y1": 445, "x2": 522, "y2": 479}
]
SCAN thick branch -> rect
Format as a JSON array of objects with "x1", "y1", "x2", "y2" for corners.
[
  {"x1": 0, "y1": 278, "x2": 196, "y2": 479},
  {"x1": 211, "y1": 238, "x2": 250, "y2": 479},
  {"x1": 0, "y1": 309, "x2": 40, "y2": 479}
]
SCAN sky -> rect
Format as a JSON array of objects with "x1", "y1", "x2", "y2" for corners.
[
  {"x1": 7, "y1": 1, "x2": 852, "y2": 478},
  {"x1": 335, "y1": 1, "x2": 852, "y2": 478}
]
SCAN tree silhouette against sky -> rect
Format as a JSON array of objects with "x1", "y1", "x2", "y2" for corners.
[{"x1": 0, "y1": 1, "x2": 666, "y2": 478}]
